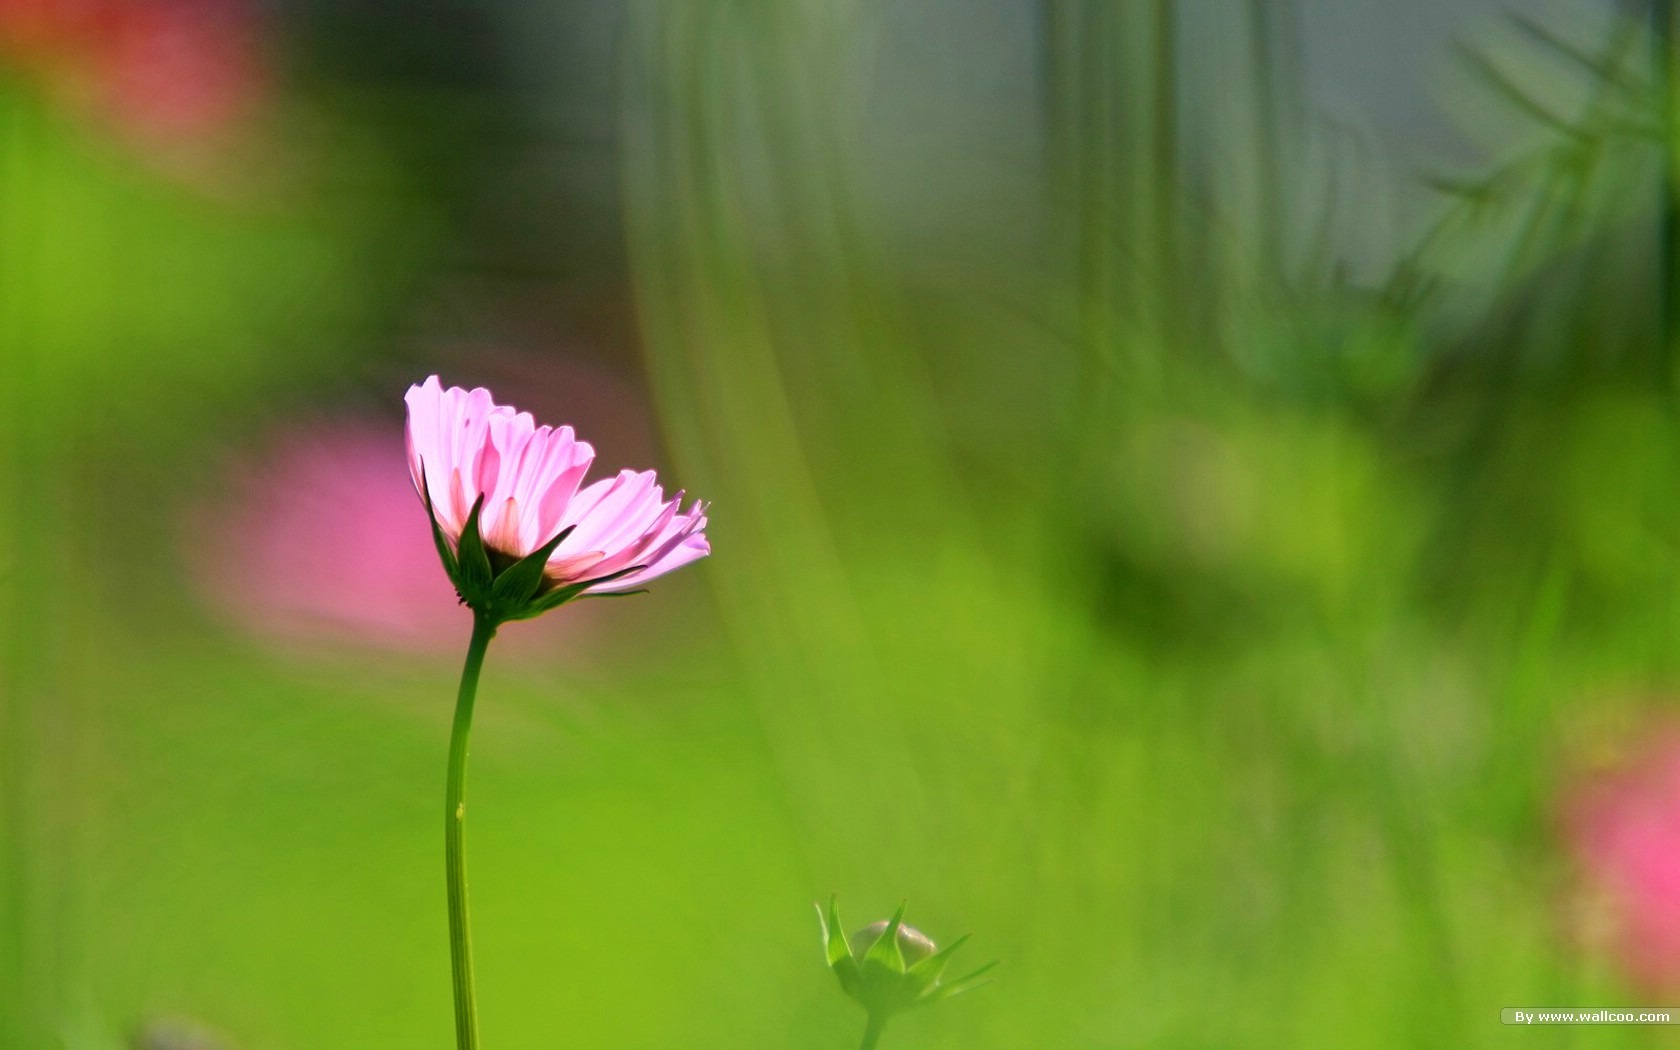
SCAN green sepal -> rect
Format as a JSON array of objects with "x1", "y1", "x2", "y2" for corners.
[
  {"x1": 560, "y1": 563, "x2": 648, "y2": 597},
  {"x1": 834, "y1": 958, "x2": 861, "y2": 999},
  {"x1": 504, "y1": 564, "x2": 648, "y2": 621},
  {"x1": 417, "y1": 462, "x2": 458, "y2": 579},
  {"x1": 501, "y1": 581, "x2": 576, "y2": 621},
  {"x1": 863, "y1": 904, "x2": 909, "y2": 974},
  {"x1": 920, "y1": 960, "x2": 999, "y2": 1005},
  {"x1": 819, "y1": 896, "x2": 852, "y2": 968},
  {"x1": 907, "y1": 932, "x2": 970, "y2": 991},
  {"x1": 455, "y1": 495, "x2": 493, "y2": 601},
  {"x1": 817, "y1": 896, "x2": 862, "y2": 997},
  {"x1": 490, "y1": 525, "x2": 575, "y2": 608}
]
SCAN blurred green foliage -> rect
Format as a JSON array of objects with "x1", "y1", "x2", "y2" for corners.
[{"x1": 6, "y1": 2, "x2": 1680, "y2": 1048}]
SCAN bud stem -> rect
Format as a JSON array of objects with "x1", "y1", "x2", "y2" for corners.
[
  {"x1": 445, "y1": 612, "x2": 497, "y2": 1050},
  {"x1": 860, "y1": 1014, "x2": 888, "y2": 1050}
]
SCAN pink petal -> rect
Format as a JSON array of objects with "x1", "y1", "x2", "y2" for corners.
[
  {"x1": 558, "y1": 470, "x2": 657, "y2": 554},
  {"x1": 587, "y1": 528, "x2": 710, "y2": 593}
]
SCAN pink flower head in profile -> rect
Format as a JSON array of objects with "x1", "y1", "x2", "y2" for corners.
[
  {"x1": 404, "y1": 375, "x2": 709, "y2": 623},
  {"x1": 1562, "y1": 722, "x2": 1680, "y2": 993}
]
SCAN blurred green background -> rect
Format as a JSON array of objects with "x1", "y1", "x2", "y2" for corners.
[{"x1": 5, "y1": 0, "x2": 1680, "y2": 1046}]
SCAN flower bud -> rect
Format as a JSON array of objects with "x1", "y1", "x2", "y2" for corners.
[
  {"x1": 851, "y1": 919, "x2": 938, "y2": 969},
  {"x1": 816, "y1": 896, "x2": 996, "y2": 1025}
]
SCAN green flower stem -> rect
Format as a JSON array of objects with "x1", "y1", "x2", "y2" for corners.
[
  {"x1": 860, "y1": 1014, "x2": 887, "y2": 1050},
  {"x1": 446, "y1": 612, "x2": 497, "y2": 1050}
]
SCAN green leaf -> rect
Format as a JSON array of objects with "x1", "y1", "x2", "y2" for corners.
[
  {"x1": 417, "y1": 462, "x2": 458, "y2": 579},
  {"x1": 456, "y1": 495, "x2": 493, "y2": 600},
  {"x1": 1454, "y1": 41, "x2": 1585, "y2": 140},
  {"x1": 1507, "y1": 12, "x2": 1639, "y2": 95},
  {"x1": 490, "y1": 525, "x2": 574, "y2": 609},
  {"x1": 864, "y1": 904, "x2": 908, "y2": 973}
]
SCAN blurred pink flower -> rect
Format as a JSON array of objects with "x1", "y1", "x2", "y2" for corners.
[
  {"x1": 195, "y1": 420, "x2": 476, "y2": 654},
  {"x1": 0, "y1": 0, "x2": 265, "y2": 144},
  {"x1": 1562, "y1": 724, "x2": 1680, "y2": 992},
  {"x1": 96, "y1": 0, "x2": 264, "y2": 143},
  {"x1": 405, "y1": 375, "x2": 709, "y2": 600}
]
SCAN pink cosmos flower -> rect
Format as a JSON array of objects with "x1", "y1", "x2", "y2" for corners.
[
  {"x1": 1562, "y1": 723, "x2": 1680, "y2": 993},
  {"x1": 403, "y1": 375, "x2": 708, "y2": 613},
  {"x1": 414, "y1": 374, "x2": 712, "y2": 1044}
]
